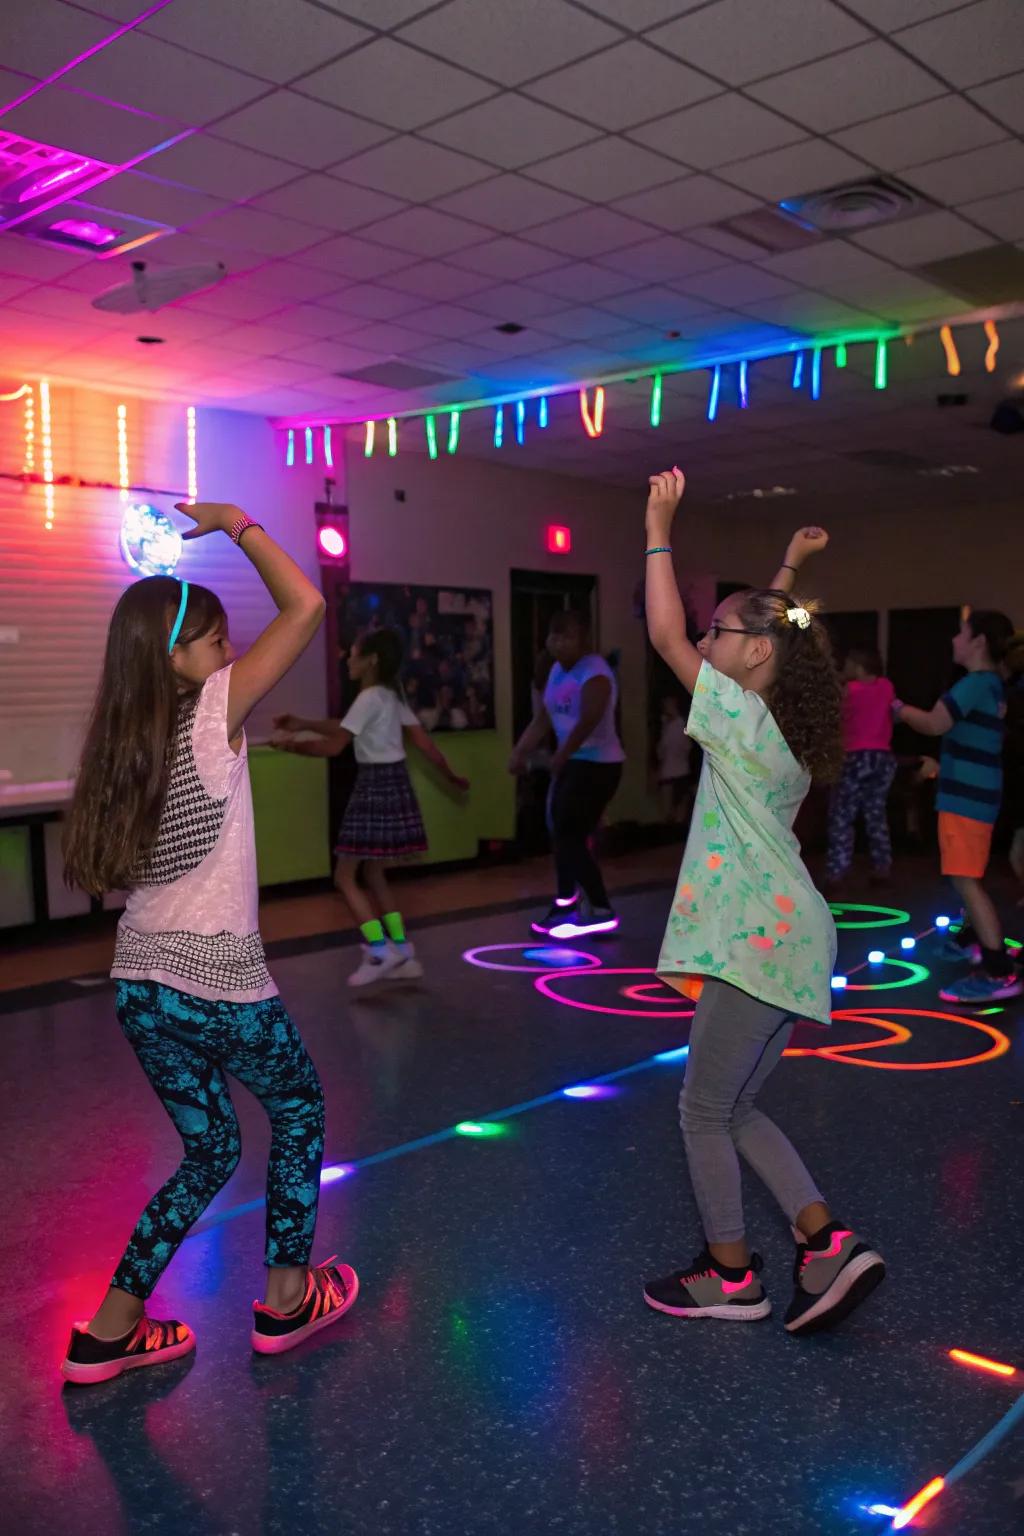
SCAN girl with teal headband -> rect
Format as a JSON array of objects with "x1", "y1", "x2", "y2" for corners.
[{"x1": 62, "y1": 502, "x2": 359, "y2": 1383}]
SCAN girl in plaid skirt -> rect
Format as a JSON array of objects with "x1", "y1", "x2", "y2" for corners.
[{"x1": 273, "y1": 628, "x2": 468, "y2": 987}]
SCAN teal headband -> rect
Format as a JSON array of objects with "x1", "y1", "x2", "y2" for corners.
[{"x1": 168, "y1": 579, "x2": 189, "y2": 653}]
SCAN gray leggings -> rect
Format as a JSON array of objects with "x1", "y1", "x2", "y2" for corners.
[{"x1": 679, "y1": 979, "x2": 824, "y2": 1244}]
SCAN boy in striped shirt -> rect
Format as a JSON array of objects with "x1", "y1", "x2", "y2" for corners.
[{"x1": 897, "y1": 610, "x2": 1021, "y2": 1004}]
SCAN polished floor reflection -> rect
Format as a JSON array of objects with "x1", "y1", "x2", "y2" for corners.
[{"x1": 3, "y1": 881, "x2": 1022, "y2": 1535}]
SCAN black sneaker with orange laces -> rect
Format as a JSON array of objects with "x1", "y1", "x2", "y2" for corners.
[
  {"x1": 251, "y1": 1257, "x2": 359, "y2": 1355},
  {"x1": 62, "y1": 1315, "x2": 196, "y2": 1385}
]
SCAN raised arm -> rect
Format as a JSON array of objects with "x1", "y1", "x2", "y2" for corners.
[
  {"x1": 404, "y1": 724, "x2": 469, "y2": 791},
  {"x1": 645, "y1": 467, "x2": 703, "y2": 694},
  {"x1": 175, "y1": 501, "x2": 326, "y2": 742},
  {"x1": 770, "y1": 527, "x2": 829, "y2": 594}
]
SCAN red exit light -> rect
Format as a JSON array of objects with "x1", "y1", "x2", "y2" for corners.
[{"x1": 547, "y1": 524, "x2": 571, "y2": 554}]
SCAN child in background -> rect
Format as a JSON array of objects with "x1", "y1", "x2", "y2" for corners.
[
  {"x1": 896, "y1": 609, "x2": 1021, "y2": 1003},
  {"x1": 62, "y1": 501, "x2": 357, "y2": 1381},
  {"x1": 273, "y1": 628, "x2": 468, "y2": 989},
  {"x1": 1003, "y1": 633, "x2": 1024, "y2": 904},
  {"x1": 656, "y1": 693, "x2": 694, "y2": 826},
  {"x1": 825, "y1": 649, "x2": 896, "y2": 891},
  {"x1": 643, "y1": 473, "x2": 885, "y2": 1334}
]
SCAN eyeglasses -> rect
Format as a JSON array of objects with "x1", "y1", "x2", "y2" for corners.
[{"x1": 704, "y1": 622, "x2": 769, "y2": 640}]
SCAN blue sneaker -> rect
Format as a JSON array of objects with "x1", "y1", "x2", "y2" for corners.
[
  {"x1": 937, "y1": 935, "x2": 982, "y2": 964},
  {"x1": 939, "y1": 970, "x2": 1022, "y2": 1004}
]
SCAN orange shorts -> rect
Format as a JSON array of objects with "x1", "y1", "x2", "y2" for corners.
[{"x1": 938, "y1": 811, "x2": 994, "y2": 879}]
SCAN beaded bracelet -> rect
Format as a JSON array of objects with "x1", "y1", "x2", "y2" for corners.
[
  {"x1": 645, "y1": 546, "x2": 672, "y2": 556},
  {"x1": 228, "y1": 513, "x2": 263, "y2": 544}
]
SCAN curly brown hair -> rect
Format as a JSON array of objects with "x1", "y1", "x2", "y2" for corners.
[{"x1": 735, "y1": 587, "x2": 844, "y2": 783}]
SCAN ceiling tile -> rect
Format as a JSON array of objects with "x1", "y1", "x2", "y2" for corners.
[
  {"x1": 179, "y1": 282, "x2": 295, "y2": 322},
  {"x1": 757, "y1": 241, "x2": 896, "y2": 284},
  {"x1": 0, "y1": 242, "x2": 101, "y2": 282},
  {"x1": 0, "y1": 87, "x2": 180, "y2": 162},
  {"x1": 959, "y1": 189, "x2": 1024, "y2": 240},
  {"x1": 850, "y1": 207, "x2": 995, "y2": 262},
  {"x1": 279, "y1": 337, "x2": 389, "y2": 369},
  {"x1": 263, "y1": 303, "x2": 369, "y2": 337},
  {"x1": 512, "y1": 304, "x2": 629, "y2": 341},
  {"x1": 357, "y1": 206, "x2": 491, "y2": 255},
  {"x1": 530, "y1": 139, "x2": 683, "y2": 200},
  {"x1": 251, "y1": 174, "x2": 406, "y2": 232},
  {"x1": 316, "y1": 284, "x2": 424, "y2": 320},
  {"x1": 821, "y1": 269, "x2": 960, "y2": 316},
  {"x1": 747, "y1": 41, "x2": 945, "y2": 132},
  {"x1": 525, "y1": 41, "x2": 717, "y2": 131},
  {"x1": 404, "y1": 338, "x2": 503, "y2": 372},
  {"x1": 142, "y1": 137, "x2": 296, "y2": 199},
  {"x1": 85, "y1": 173, "x2": 229, "y2": 228},
  {"x1": 738, "y1": 293, "x2": 883, "y2": 331},
  {"x1": 330, "y1": 138, "x2": 491, "y2": 201},
  {"x1": 835, "y1": 1, "x2": 968, "y2": 27},
  {"x1": 577, "y1": 0, "x2": 710, "y2": 26},
  {"x1": 143, "y1": 0, "x2": 370, "y2": 83},
  {"x1": 599, "y1": 286, "x2": 716, "y2": 324},
  {"x1": 0, "y1": 66, "x2": 34, "y2": 110},
  {"x1": 433, "y1": 175, "x2": 586, "y2": 233},
  {"x1": 897, "y1": 1, "x2": 1024, "y2": 89},
  {"x1": 527, "y1": 207, "x2": 654, "y2": 257},
  {"x1": 527, "y1": 262, "x2": 641, "y2": 299},
  {"x1": 296, "y1": 233, "x2": 417, "y2": 277},
  {"x1": 423, "y1": 94, "x2": 598, "y2": 169},
  {"x1": 612, "y1": 175, "x2": 760, "y2": 232},
  {"x1": 675, "y1": 263, "x2": 799, "y2": 303},
  {"x1": 0, "y1": 273, "x2": 37, "y2": 304},
  {"x1": 242, "y1": 262, "x2": 354, "y2": 299},
  {"x1": 721, "y1": 140, "x2": 870, "y2": 199},
  {"x1": 398, "y1": 302, "x2": 503, "y2": 338},
  {"x1": 317, "y1": 0, "x2": 445, "y2": 24},
  {"x1": 833, "y1": 96, "x2": 1010, "y2": 170},
  {"x1": 598, "y1": 234, "x2": 726, "y2": 281},
  {"x1": 684, "y1": 225, "x2": 770, "y2": 261},
  {"x1": 908, "y1": 141, "x2": 1024, "y2": 205},
  {"x1": 396, "y1": 0, "x2": 622, "y2": 87},
  {"x1": 460, "y1": 284, "x2": 572, "y2": 319},
  {"x1": 212, "y1": 322, "x2": 321, "y2": 357},
  {"x1": 212, "y1": 92, "x2": 393, "y2": 170},
  {"x1": 343, "y1": 320, "x2": 445, "y2": 354},
  {"x1": 2, "y1": 1, "x2": 111, "y2": 78},
  {"x1": 968, "y1": 72, "x2": 1024, "y2": 135},
  {"x1": 628, "y1": 93, "x2": 805, "y2": 170},
  {"x1": 648, "y1": 0, "x2": 870, "y2": 87},
  {"x1": 379, "y1": 261, "x2": 496, "y2": 299},
  {"x1": 444, "y1": 238, "x2": 564, "y2": 279},
  {"x1": 297, "y1": 39, "x2": 494, "y2": 129},
  {"x1": 60, "y1": 33, "x2": 267, "y2": 125},
  {"x1": 183, "y1": 206, "x2": 331, "y2": 258}
]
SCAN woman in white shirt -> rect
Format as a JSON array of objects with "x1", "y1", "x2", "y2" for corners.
[
  {"x1": 509, "y1": 610, "x2": 625, "y2": 937},
  {"x1": 273, "y1": 629, "x2": 467, "y2": 987}
]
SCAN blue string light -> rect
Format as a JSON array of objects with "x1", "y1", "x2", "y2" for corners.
[
  {"x1": 538, "y1": 396, "x2": 548, "y2": 428},
  {"x1": 791, "y1": 353, "x2": 804, "y2": 389},
  {"x1": 706, "y1": 365, "x2": 721, "y2": 422},
  {"x1": 304, "y1": 426, "x2": 313, "y2": 465},
  {"x1": 323, "y1": 425, "x2": 333, "y2": 467},
  {"x1": 493, "y1": 406, "x2": 504, "y2": 447},
  {"x1": 738, "y1": 359, "x2": 749, "y2": 409},
  {"x1": 286, "y1": 429, "x2": 294, "y2": 467},
  {"x1": 811, "y1": 346, "x2": 822, "y2": 401},
  {"x1": 515, "y1": 399, "x2": 525, "y2": 445}
]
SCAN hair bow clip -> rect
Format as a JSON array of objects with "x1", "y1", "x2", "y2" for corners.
[{"x1": 786, "y1": 605, "x2": 811, "y2": 629}]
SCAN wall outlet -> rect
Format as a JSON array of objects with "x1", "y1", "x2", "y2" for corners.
[{"x1": 0, "y1": 627, "x2": 19, "y2": 645}]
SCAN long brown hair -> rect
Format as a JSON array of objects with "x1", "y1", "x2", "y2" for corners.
[
  {"x1": 63, "y1": 576, "x2": 226, "y2": 895},
  {"x1": 735, "y1": 587, "x2": 844, "y2": 783}
]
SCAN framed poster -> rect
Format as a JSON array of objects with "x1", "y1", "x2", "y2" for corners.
[{"x1": 338, "y1": 582, "x2": 495, "y2": 731}]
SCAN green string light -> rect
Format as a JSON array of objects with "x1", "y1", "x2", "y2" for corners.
[
  {"x1": 425, "y1": 414, "x2": 438, "y2": 460},
  {"x1": 447, "y1": 410, "x2": 460, "y2": 454},
  {"x1": 387, "y1": 417, "x2": 398, "y2": 456},
  {"x1": 835, "y1": 342, "x2": 847, "y2": 368},
  {"x1": 650, "y1": 372, "x2": 663, "y2": 427},
  {"x1": 874, "y1": 339, "x2": 887, "y2": 390}
]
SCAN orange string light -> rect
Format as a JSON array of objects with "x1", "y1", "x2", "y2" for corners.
[
  {"x1": 983, "y1": 321, "x2": 999, "y2": 373},
  {"x1": 939, "y1": 325, "x2": 960, "y2": 376},
  {"x1": 579, "y1": 386, "x2": 605, "y2": 438}
]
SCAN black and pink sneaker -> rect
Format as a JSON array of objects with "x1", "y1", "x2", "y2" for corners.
[
  {"x1": 784, "y1": 1222, "x2": 885, "y2": 1335},
  {"x1": 61, "y1": 1315, "x2": 196, "y2": 1385},
  {"x1": 251, "y1": 1257, "x2": 358, "y2": 1355}
]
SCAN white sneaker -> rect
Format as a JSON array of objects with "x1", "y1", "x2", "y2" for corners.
[
  {"x1": 348, "y1": 944, "x2": 403, "y2": 988},
  {"x1": 389, "y1": 942, "x2": 424, "y2": 980}
]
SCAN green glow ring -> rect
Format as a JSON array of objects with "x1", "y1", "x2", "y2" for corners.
[
  {"x1": 845, "y1": 958, "x2": 930, "y2": 991},
  {"x1": 829, "y1": 903, "x2": 910, "y2": 930}
]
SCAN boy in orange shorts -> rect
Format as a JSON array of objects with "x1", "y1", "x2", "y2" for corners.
[{"x1": 896, "y1": 609, "x2": 1021, "y2": 1004}]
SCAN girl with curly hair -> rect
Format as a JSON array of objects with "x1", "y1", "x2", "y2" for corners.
[{"x1": 641, "y1": 468, "x2": 884, "y2": 1336}]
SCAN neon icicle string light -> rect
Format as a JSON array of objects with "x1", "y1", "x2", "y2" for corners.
[
  {"x1": 738, "y1": 359, "x2": 749, "y2": 409},
  {"x1": 835, "y1": 341, "x2": 847, "y2": 367},
  {"x1": 493, "y1": 405, "x2": 504, "y2": 447},
  {"x1": 579, "y1": 386, "x2": 605, "y2": 437},
  {"x1": 364, "y1": 420, "x2": 375, "y2": 458},
  {"x1": 116, "y1": 403, "x2": 129, "y2": 501},
  {"x1": 0, "y1": 383, "x2": 31, "y2": 402},
  {"x1": 538, "y1": 396, "x2": 548, "y2": 428},
  {"x1": 286, "y1": 429, "x2": 295, "y2": 467},
  {"x1": 706, "y1": 365, "x2": 721, "y2": 422},
  {"x1": 939, "y1": 325, "x2": 961, "y2": 376},
  {"x1": 425, "y1": 414, "x2": 438, "y2": 460},
  {"x1": 387, "y1": 417, "x2": 397, "y2": 457},
  {"x1": 515, "y1": 399, "x2": 525, "y2": 446},
  {"x1": 39, "y1": 378, "x2": 54, "y2": 530},
  {"x1": 811, "y1": 346, "x2": 822, "y2": 401},
  {"x1": 186, "y1": 406, "x2": 197, "y2": 502},
  {"x1": 23, "y1": 387, "x2": 34, "y2": 475},
  {"x1": 447, "y1": 409, "x2": 460, "y2": 453},
  {"x1": 791, "y1": 352, "x2": 804, "y2": 389},
  {"x1": 983, "y1": 320, "x2": 999, "y2": 372},
  {"x1": 304, "y1": 426, "x2": 313, "y2": 465},
  {"x1": 323, "y1": 423, "x2": 333, "y2": 469},
  {"x1": 874, "y1": 338, "x2": 888, "y2": 390},
  {"x1": 650, "y1": 373, "x2": 662, "y2": 426}
]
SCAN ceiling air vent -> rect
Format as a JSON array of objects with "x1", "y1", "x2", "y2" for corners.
[{"x1": 781, "y1": 176, "x2": 931, "y2": 233}]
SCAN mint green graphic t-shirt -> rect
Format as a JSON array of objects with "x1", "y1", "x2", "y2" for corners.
[{"x1": 657, "y1": 661, "x2": 836, "y2": 1027}]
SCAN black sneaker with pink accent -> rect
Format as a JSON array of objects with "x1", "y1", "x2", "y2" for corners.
[
  {"x1": 644, "y1": 1249, "x2": 771, "y2": 1320},
  {"x1": 251, "y1": 1257, "x2": 359, "y2": 1355},
  {"x1": 784, "y1": 1221, "x2": 885, "y2": 1335},
  {"x1": 62, "y1": 1315, "x2": 196, "y2": 1385}
]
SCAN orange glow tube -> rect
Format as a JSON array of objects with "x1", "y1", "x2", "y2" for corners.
[
  {"x1": 893, "y1": 1476, "x2": 944, "y2": 1528},
  {"x1": 983, "y1": 321, "x2": 999, "y2": 372},
  {"x1": 939, "y1": 325, "x2": 960, "y2": 376}
]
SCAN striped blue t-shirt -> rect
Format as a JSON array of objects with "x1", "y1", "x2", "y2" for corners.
[{"x1": 938, "y1": 671, "x2": 1006, "y2": 824}]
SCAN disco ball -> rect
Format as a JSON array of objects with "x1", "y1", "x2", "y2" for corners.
[{"x1": 119, "y1": 502, "x2": 182, "y2": 577}]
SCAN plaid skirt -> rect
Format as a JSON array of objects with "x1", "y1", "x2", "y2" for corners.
[{"x1": 335, "y1": 760, "x2": 427, "y2": 860}]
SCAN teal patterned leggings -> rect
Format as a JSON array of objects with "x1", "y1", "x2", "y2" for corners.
[{"x1": 113, "y1": 981, "x2": 324, "y2": 1299}]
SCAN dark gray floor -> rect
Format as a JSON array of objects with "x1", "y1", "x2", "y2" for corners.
[{"x1": 2, "y1": 882, "x2": 1022, "y2": 1535}]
